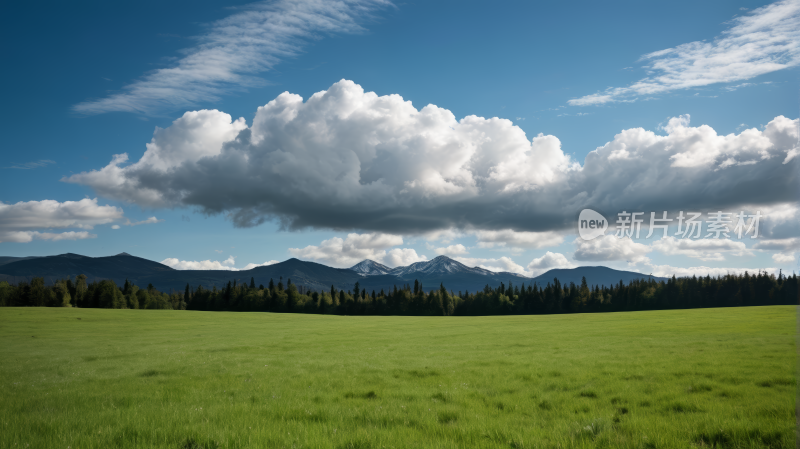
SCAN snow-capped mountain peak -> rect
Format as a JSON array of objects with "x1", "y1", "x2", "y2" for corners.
[
  {"x1": 386, "y1": 255, "x2": 494, "y2": 277},
  {"x1": 349, "y1": 255, "x2": 497, "y2": 277},
  {"x1": 348, "y1": 259, "x2": 391, "y2": 276}
]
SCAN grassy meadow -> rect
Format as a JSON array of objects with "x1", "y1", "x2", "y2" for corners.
[{"x1": 0, "y1": 306, "x2": 795, "y2": 449}]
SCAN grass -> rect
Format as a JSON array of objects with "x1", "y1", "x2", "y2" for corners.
[{"x1": 0, "y1": 306, "x2": 795, "y2": 449}]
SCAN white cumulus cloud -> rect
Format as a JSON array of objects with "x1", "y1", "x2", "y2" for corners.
[
  {"x1": 161, "y1": 255, "x2": 237, "y2": 270},
  {"x1": 64, "y1": 80, "x2": 799, "y2": 237},
  {"x1": 651, "y1": 236, "x2": 751, "y2": 261},
  {"x1": 384, "y1": 248, "x2": 428, "y2": 267},
  {"x1": 435, "y1": 244, "x2": 469, "y2": 256},
  {"x1": 526, "y1": 251, "x2": 575, "y2": 277},
  {"x1": 574, "y1": 236, "x2": 652, "y2": 264},
  {"x1": 771, "y1": 253, "x2": 796, "y2": 263},
  {"x1": 161, "y1": 255, "x2": 281, "y2": 271},
  {"x1": 288, "y1": 232, "x2": 424, "y2": 267},
  {"x1": 0, "y1": 198, "x2": 123, "y2": 244}
]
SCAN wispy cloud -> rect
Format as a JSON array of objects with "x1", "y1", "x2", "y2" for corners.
[
  {"x1": 73, "y1": 0, "x2": 392, "y2": 116},
  {"x1": 569, "y1": 0, "x2": 800, "y2": 106},
  {"x1": 723, "y1": 81, "x2": 773, "y2": 91},
  {"x1": 111, "y1": 217, "x2": 164, "y2": 229},
  {"x1": 4, "y1": 160, "x2": 55, "y2": 170},
  {"x1": 126, "y1": 216, "x2": 163, "y2": 226}
]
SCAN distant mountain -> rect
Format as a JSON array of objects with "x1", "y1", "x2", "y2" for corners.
[
  {"x1": 349, "y1": 259, "x2": 391, "y2": 276},
  {"x1": 0, "y1": 253, "x2": 175, "y2": 286},
  {"x1": 346, "y1": 256, "x2": 523, "y2": 294},
  {"x1": 531, "y1": 266, "x2": 668, "y2": 287},
  {"x1": 0, "y1": 256, "x2": 40, "y2": 266},
  {"x1": 0, "y1": 253, "x2": 667, "y2": 294}
]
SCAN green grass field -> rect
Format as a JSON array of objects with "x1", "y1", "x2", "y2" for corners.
[{"x1": 0, "y1": 306, "x2": 795, "y2": 449}]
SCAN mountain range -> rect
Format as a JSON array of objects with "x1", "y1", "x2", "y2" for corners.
[{"x1": 0, "y1": 253, "x2": 667, "y2": 293}]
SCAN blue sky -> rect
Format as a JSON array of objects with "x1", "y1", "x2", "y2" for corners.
[{"x1": 1, "y1": 0, "x2": 798, "y2": 277}]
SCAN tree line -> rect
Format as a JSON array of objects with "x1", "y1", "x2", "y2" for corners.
[
  {"x1": 0, "y1": 271, "x2": 796, "y2": 314},
  {"x1": 0, "y1": 276, "x2": 183, "y2": 310}
]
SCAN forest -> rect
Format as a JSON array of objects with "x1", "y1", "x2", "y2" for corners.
[{"x1": 0, "y1": 270, "x2": 796, "y2": 315}]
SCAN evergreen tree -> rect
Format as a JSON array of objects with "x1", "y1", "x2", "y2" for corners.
[{"x1": 75, "y1": 274, "x2": 87, "y2": 307}]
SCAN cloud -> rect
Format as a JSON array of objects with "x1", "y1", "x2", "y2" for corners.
[
  {"x1": 73, "y1": 0, "x2": 391, "y2": 115},
  {"x1": 454, "y1": 256, "x2": 528, "y2": 275},
  {"x1": 0, "y1": 198, "x2": 122, "y2": 230},
  {"x1": 113, "y1": 216, "x2": 164, "y2": 228},
  {"x1": 752, "y1": 203, "x2": 800, "y2": 239},
  {"x1": 723, "y1": 81, "x2": 772, "y2": 92},
  {"x1": 161, "y1": 255, "x2": 236, "y2": 270},
  {"x1": 639, "y1": 261, "x2": 780, "y2": 278},
  {"x1": 125, "y1": 216, "x2": 163, "y2": 226},
  {"x1": 3, "y1": 160, "x2": 55, "y2": 170},
  {"x1": 65, "y1": 80, "x2": 799, "y2": 237},
  {"x1": 384, "y1": 248, "x2": 428, "y2": 267},
  {"x1": 651, "y1": 236, "x2": 750, "y2": 261},
  {"x1": 0, "y1": 231, "x2": 96, "y2": 243},
  {"x1": 753, "y1": 237, "x2": 800, "y2": 252},
  {"x1": 474, "y1": 229, "x2": 564, "y2": 249},
  {"x1": 526, "y1": 251, "x2": 574, "y2": 277},
  {"x1": 434, "y1": 244, "x2": 469, "y2": 256},
  {"x1": 422, "y1": 229, "x2": 464, "y2": 243},
  {"x1": 569, "y1": 0, "x2": 800, "y2": 105},
  {"x1": 573, "y1": 236, "x2": 652, "y2": 263},
  {"x1": 288, "y1": 232, "x2": 424, "y2": 267},
  {"x1": 0, "y1": 198, "x2": 123, "y2": 243},
  {"x1": 434, "y1": 243, "x2": 469, "y2": 256},
  {"x1": 242, "y1": 260, "x2": 280, "y2": 270},
  {"x1": 772, "y1": 252, "x2": 796, "y2": 263},
  {"x1": 754, "y1": 237, "x2": 800, "y2": 264},
  {"x1": 161, "y1": 255, "x2": 281, "y2": 271}
]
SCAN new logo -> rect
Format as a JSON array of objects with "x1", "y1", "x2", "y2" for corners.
[{"x1": 578, "y1": 209, "x2": 608, "y2": 240}]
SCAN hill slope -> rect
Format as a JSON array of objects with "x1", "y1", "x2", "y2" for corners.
[
  {"x1": 0, "y1": 256, "x2": 39, "y2": 267},
  {"x1": 531, "y1": 266, "x2": 668, "y2": 287},
  {"x1": 0, "y1": 253, "x2": 174, "y2": 286}
]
